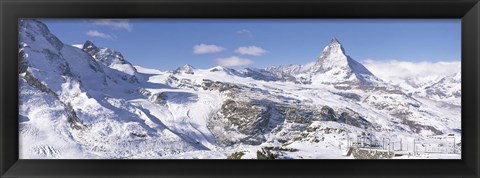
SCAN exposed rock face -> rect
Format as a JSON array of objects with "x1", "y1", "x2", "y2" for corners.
[
  {"x1": 137, "y1": 88, "x2": 152, "y2": 97},
  {"x1": 80, "y1": 40, "x2": 139, "y2": 83},
  {"x1": 402, "y1": 119, "x2": 443, "y2": 135},
  {"x1": 220, "y1": 99, "x2": 271, "y2": 130},
  {"x1": 331, "y1": 91, "x2": 362, "y2": 101},
  {"x1": 209, "y1": 99, "x2": 271, "y2": 145},
  {"x1": 65, "y1": 103, "x2": 84, "y2": 130},
  {"x1": 278, "y1": 105, "x2": 320, "y2": 124},
  {"x1": 337, "y1": 110, "x2": 372, "y2": 129},
  {"x1": 351, "y1": 148, "x2": 394, "y2": 159},
  {"x1": 227, "y1": 151, "x2": 245, "y2": 159},
  {"x1": 280, "y1": 106, "x2": 311, "y2": 124},
  {"x1": 24, "y1": 71, "x2": 57, "y2": 96},
  {"x1": 82, "y1": 40, "x2": 128, "y2": 66},
  {"x1": 82, "y1": 40, "x2": 100, "y2": 56},
  {"x1": 207, "y1": 86, "x2": 377, "y2": 147},
  {"x1": 153, "y1": 93, "x2": 168, "y2": 105},
  {"x1": 278, "y1": 104, "x2": 373, "y2": 129},
  {"x1": 256, "y1": 148, "x2": 278, "y2": 159},
  {"x1": 201, "y1": 79, "x2": 241, "y2": 92},
  {"x1": 319, "y1": 106, "x2": 336, "y2": 121},
  {"x1": 19, "y1": 44, "x2": 30, "y2": 74}
]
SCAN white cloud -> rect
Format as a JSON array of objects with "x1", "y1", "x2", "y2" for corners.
[
  {"x1": 193, "y1": 44, "x2": 225, "y2": 54},
  {"x1": 362, "y1": 59, "x2": 461, "y2": 89},
  {"x1": 86, "y1": 30, "x2": 115, "y2": 40},
  {"x1": 237, "y1": 29, "x2": 254, "y2": 39},
  {"x1": 237, "y1": 29, "x2": 250, "y2": 34},
  {"x1": 215, "y1": 56, "x2": 254, "y2": 67},
  {"x1": 92, "y1": 19, "x2": 132, "y2": 32},
  {"x1": 235, "y1": 46, "x2": 267, "y2": 56}
]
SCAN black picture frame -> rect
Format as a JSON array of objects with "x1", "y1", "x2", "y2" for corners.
[{"x1": 1, "y1": 0, "x2": 479, "y2": 177}]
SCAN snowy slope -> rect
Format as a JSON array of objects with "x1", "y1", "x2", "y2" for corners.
[
  {"x1": 19, "y1": 19, "x2": 461, "y2": 159},
  {"x1": 19, "y1": 19, "x2": 206, "y2": 159},
  {"x1": 415, "y1": 72, "x2": 461, "y2": 105},
  {"x1": 362, "y1": 60, "x2": 461, "y2": 106}
]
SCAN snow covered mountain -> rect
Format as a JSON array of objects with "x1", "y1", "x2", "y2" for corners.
[
  {"x1": 19, "y1": 19, "x2": 206, "y2": 158},
  {"x1": 259, "y1": 38, "x2": 387, "y2": 89},
  {"x1": 307, "y1": 38, "x2": 384, "y2": 86},
  {"x1": 82, "y1": 40, "x2": 139, "y2": 76},
  {"x1": 19, "y1": 19, "x2": 461, "y2": 159},
  {"x1": 415, "y1": 72, "x2": 461, "y2": 105},
  {"x1": 361, "y1": 60, "x2": 461, "y2": 105}
]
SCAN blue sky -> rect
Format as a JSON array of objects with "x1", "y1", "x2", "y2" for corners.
[{"x1": 41, "y1": 19, "x2": 460, "y2": 71}]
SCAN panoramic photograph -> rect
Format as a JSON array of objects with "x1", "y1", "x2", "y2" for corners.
[{"x1": 19, "y1": 19, "x2": 461, "y2": 159}]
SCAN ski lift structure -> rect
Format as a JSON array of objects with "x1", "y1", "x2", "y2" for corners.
[{"x1": 346, "y1": 133, "x2": 460, "y2": 157}]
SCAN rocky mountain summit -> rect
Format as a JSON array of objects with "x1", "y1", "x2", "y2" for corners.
[{"x1": 261, "y1": 38, "x2": 386, "y2": 89}]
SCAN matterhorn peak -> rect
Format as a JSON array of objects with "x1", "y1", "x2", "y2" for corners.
[
  {"x1": 322, "y1": 37, "x2": 346, "y2": 55},
  {"x1": 311, "y1": 37, "x2": 349, "y2": 73},
  {"x1": 331, "y1": 37, "x2": 340, "y2": 44},
  {"x1": 307, "y1": 38, "x2": 384, "y2": 87}
]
